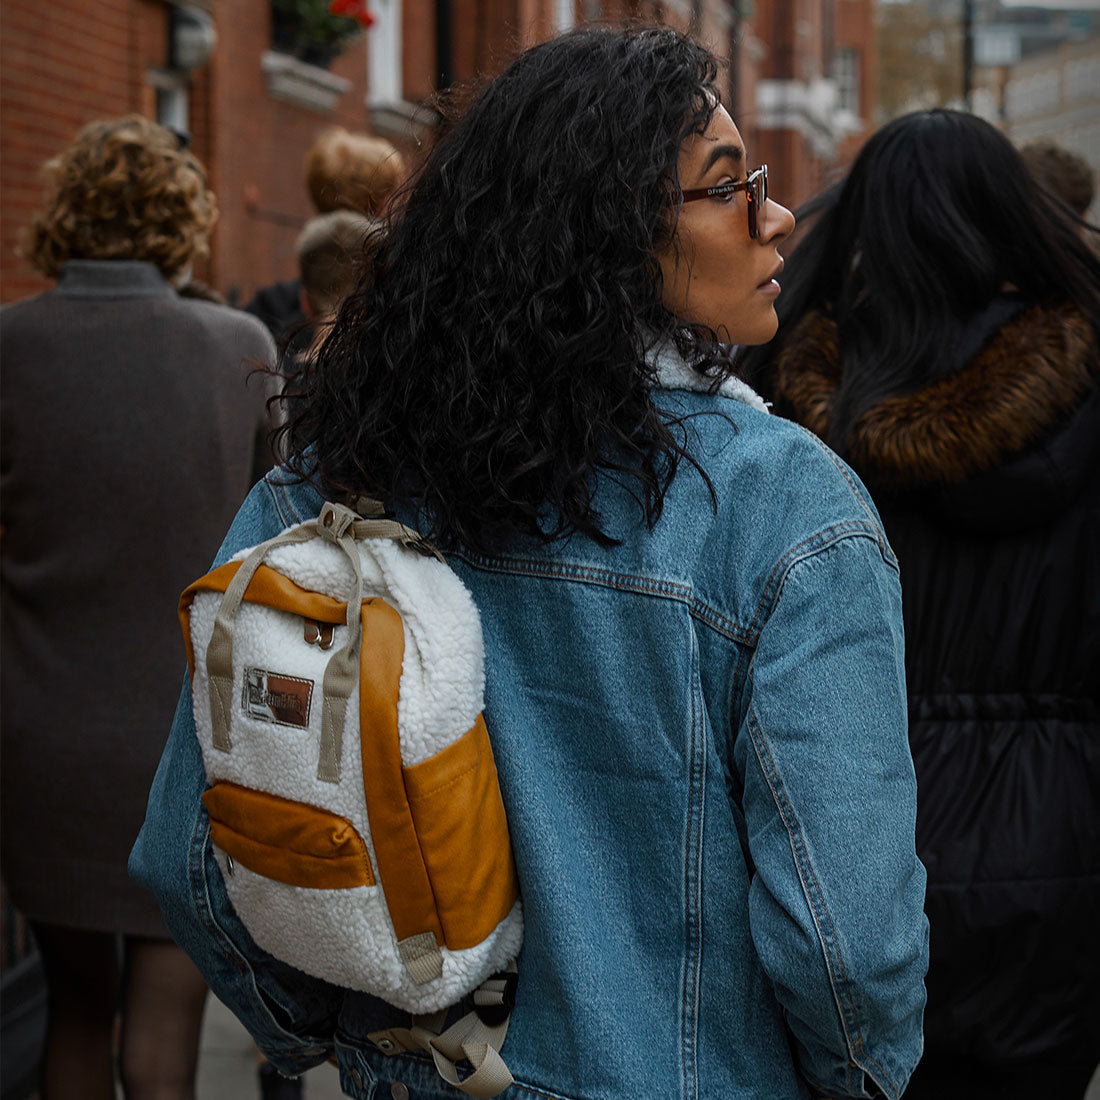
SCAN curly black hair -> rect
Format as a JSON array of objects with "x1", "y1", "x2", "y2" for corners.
[{"x1": 282, "y1": 26, "x2": 730, "y2": 550}]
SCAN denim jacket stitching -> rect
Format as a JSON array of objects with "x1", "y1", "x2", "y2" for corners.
[
  {"x1": 265, "y1": 479, "x2": 882, "y2": 655},
  {"x1": 450, "y1": 551, "x2": 756, "y2": 645},
  {"x1": 189, "y1": 806, "x2": 329, "y2": 1064},
  {"x1": 266, "y1": 474, "x2": 303, "y2": 528},
  {"x1": 508, "y1": 1079, "x2": 595, "y2": 1100},
  {"x1": 786, "y1": 423, "x2": 896, "y2": 566},
  {"x1": 748, "y1": 521, "x2": 896, "y2": 644},
  {"x1": 679, "y1": 635, "x2": 706, "y2": 1100},
  {"x1": 745, "y1": 702, "x2": 898, "y2": 1100},
  {"x1": 188, "y1": 809, "x2": 250, "y2": 985}
]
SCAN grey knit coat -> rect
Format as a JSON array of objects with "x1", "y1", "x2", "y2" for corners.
[{"x1": 1, "y1": 260, "x2": 279, "y2": 936}]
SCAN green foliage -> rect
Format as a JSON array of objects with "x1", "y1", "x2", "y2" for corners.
[{"x1": 271, "y1": 0, "x2": 362, "y2": 48}]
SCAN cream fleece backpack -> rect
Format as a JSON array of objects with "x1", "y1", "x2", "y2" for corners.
[{"x1": 180, "y1": 500, "x2": 523, "y2": 1098}]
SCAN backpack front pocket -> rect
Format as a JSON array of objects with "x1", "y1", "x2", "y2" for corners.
[{"x1": 202, "y1": 782, "x2": 375, "y2": 890}]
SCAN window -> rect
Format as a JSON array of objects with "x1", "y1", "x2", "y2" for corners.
[
  {"x1": 148, "y1": 68, "x2": 189, "y2": 133},
  {"x1": 833, "y1": 47, "x2": 859, "y2": 114},
  {"x1": 368, "y1": 0, "x2": 402, "y2": 107}
]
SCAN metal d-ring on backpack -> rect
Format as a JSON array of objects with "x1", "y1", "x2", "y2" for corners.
[{"x1": 178, "y1": 500, "x2": 524, "y2": 1098}]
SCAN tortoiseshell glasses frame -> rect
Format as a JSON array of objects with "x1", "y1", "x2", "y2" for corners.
[{"x1": 677, "y1": 164, "x2": 768, "y2": 239}]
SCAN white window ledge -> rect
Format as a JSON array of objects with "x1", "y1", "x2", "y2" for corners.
[
  {"x1": 261, "y1": 51, "x2": 351, "y2": 113},
  {"x1": 368, "y1": 99, "x2": 439, "y2": 143}
]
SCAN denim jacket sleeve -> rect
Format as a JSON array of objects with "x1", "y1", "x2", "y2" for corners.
[
  {"x1": 734, "y1": 530, "x2": 929, "y2": 1100},
  {"x1": 129, "y1": 476, "x2": 344, "y2": 1075}
]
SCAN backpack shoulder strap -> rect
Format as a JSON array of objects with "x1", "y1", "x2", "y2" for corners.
[{"x1": 204, "y1": 502, "x2": 429, "y2": 781}]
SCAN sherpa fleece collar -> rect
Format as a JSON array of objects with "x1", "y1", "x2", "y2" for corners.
[
  {"x1": 771, "y1": 302, "x2": 1098, "y2": 489},
  {"x1": 649, "y1": 339, "x2": 770, "y2": 414}
]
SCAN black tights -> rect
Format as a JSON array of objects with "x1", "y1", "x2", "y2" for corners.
[{"x1": 32, "y1": 924, "x2": 208, "y2": 1100}]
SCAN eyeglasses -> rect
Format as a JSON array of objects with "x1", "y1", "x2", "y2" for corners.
[{"x1": 677, "y1": 164, "x2": 768, "y2": 239}]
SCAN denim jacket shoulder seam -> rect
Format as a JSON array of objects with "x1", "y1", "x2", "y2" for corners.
[
  {"x1": 788, "y1": 422, "x2": 896, "y2": 564},
  {"x1": 747, "y1": 524, "x2": 894, "y2": 641},
  {"x1": 264, "y1": 471, "x2": 304, "y2": 527}
]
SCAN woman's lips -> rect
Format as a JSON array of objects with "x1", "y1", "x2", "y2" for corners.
[{"x1": 758, "y1": 261, "x2": 783, "y2": 294}]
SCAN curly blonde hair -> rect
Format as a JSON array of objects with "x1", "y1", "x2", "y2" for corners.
[
  {"x1": 304, "y1": 127, "x2": 405, "y2": 216},
  {"x1": 26, "y1": 115, "x2": 217, "y2": 279}
]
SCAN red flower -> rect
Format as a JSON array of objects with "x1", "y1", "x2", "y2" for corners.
[{"x1": 328, "y1": 0, "x2": 374, "y2": 27}]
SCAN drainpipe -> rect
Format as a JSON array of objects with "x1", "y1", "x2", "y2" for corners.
[{"x1": 436, "y1": 0, "x2": 453, "y2": 90}]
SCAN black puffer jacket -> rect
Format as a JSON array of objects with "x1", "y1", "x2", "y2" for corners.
[{"x1": 771, "y1": 299, "x2": 1100, "y2": 1099}]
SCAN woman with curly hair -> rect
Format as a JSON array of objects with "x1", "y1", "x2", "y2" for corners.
[
  {"x1": 134, "y1": 29, "x2": 928, "y2": 1099},
  {"x1": 741, "y1": 109, "x2": 1100, "y2": 1099},
  {"x1": 1, "y1": 116, "x2": 279, "y2": 1100}
]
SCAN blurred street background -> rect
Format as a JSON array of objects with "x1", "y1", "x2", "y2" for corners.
[
  {"x1": 1, "y1": 0, "x2": 1097, "y2": 1096},
  {"x1": 198, "y1": 997, "x2": 344, "y2": 1100},
  {"x1": 1, "y1": 0, "x2": 1097, "y2": 311}
]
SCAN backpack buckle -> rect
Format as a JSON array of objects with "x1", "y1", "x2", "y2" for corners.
[
  {"x1": 472, "y1": 968, "x2": 518, "y2": 1028},
  {"x1": 317, "y1": 503, "x2": 358, "y2": 541},
  {"x1": 303, "y1": 620, "x2": 335, "y2": 650}
]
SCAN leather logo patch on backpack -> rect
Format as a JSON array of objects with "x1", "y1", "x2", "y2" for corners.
[{"x1": 242, "y1": 667, "x2": 314, "y2": 729}]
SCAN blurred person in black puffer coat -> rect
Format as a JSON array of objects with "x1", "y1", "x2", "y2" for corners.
[{"x1": 740, "y1": 108, "x2": 1100, "y2": 1100}]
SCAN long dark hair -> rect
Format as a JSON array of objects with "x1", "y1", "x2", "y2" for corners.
[
  {"x1": 281, "y1": 27, "x2": 730, "y2": 551},
  {"x1": 740, "y1": 108, "x2": 1100, "y2": 454}
]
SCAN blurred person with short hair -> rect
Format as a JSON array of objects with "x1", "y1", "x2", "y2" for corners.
[
  {"x1": 246, "y1": 128, "x2": 404, "y2": 346},
  {"x1": 0, "y1": 114, "x2": 279, "y2": 1100},
  {"x1": 287, "y1": 210, "x2": 381, "y2": 383},
  {"x1": 296, "y1": 209, "x2": 380, "y2": 325},
  {"x1": 1020, "y1": 138, "x2": 1095, "y2": 220},
  {"x1": 304, "y1": 127, "x2": 405, "y2": 217}
]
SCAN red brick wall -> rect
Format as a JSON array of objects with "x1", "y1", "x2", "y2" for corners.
[
  {"x1": 0, "y1": 0, "x2": 170, "y2": 302},
  {"x1": 743, "y1": 0, "x2": 874, "y2": 210},
  {"x1": 1, "y1": 0, "x2": 840, "y2": 306},
  {"x1": 403, "y1": 0, "x2": 437, "y2": 103},
  {"x1": 204, "y1": 2, "x2": 380, "y2": 304},
  {"x1": 0, "y1": 0, "x2": 380, "y2": 306}
]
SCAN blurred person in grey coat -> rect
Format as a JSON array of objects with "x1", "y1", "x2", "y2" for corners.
[{"x1": 0, "y1": 115, "x2": 278, "y2": 1100}]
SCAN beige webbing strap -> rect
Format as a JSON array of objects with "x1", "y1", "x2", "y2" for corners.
[
  {"x1": 206, "y1": 525, "x2": 318, "y2": 753},
  {"x1": 204, "y1": 501, "x2": 431, "y2": 782},
  {"x1": 397, "y1": 931, "x2": 444, "y2": 985},
  {"x1": 368, "y1": 964, "x2": 518, "y2": 1098},
  {"x1": 424, "y1": 1011, "x2": 513, "y2": 1098}
]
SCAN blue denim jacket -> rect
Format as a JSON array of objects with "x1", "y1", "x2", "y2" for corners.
[{"x1": 131, "y1": 379, "x2": 927, "y2": 1100}]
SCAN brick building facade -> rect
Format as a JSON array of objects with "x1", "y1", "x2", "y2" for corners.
[
  {"x1": 0, "y1": 0, "x2": 873, "y2": 305},
  {"x1": 1002, "y1": 35, "x2": 1099, "y2": 223}
]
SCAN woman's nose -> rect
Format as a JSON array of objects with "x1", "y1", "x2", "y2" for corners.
[{"x1": 760, "y1": 198, "x2": 796, "y2": 244}]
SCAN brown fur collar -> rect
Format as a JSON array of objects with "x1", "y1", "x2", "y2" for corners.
[{"x1": 772, "y1": 302, "x2": 1099, "y2": 489}]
